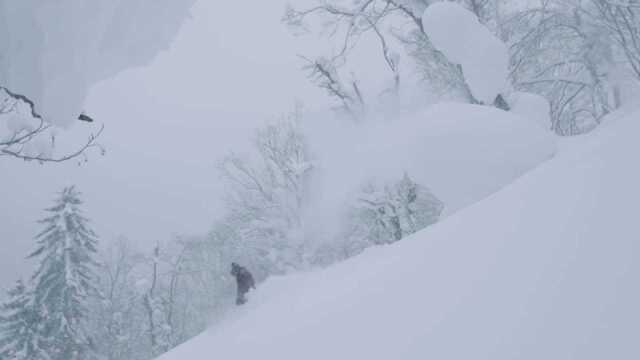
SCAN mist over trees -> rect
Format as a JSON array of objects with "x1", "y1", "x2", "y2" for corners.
[{"x1": 1, "y1": 0, "x2": 639, "y2": 359}]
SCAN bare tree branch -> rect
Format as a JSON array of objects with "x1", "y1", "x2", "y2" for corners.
[
  {"x1": 0, "y1": 85, "x2": 104, "y2": 163},
  {"x1": 1, "y1": 124, "x2": 104, "y2": 163}
]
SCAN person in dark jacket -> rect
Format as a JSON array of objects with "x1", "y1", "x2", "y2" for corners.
[{"x1": 231, "y1": 262, "x2": 255, "y2": 305}]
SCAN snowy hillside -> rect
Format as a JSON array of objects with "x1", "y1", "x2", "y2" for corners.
[{"x1": 158, "y1": 105, "x2": 640, "y2": 360}]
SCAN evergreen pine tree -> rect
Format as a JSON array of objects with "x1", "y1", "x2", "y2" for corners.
[
  {"x1": 0, "y1": 280, "x2": 48, "y2": 360},
  {"x1": 28, "y1": 186, "x2": 100, "y2": 360}
]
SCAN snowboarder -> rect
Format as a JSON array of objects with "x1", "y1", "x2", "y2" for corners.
[{"x1": 231, "y1": 262, "x2": 255, "y2": 305}]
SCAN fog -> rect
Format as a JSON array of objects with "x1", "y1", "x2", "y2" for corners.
[
  {"x1": 0, "y1": 0, "x2": 327, "y2": 289},
  {"x1": 2, "y1": 1, "x2": 638, "y2": 359}
]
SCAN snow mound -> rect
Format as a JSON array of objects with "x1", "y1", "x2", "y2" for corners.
[
  {"x1": 0, "y1": 0, "x2": 195, "y2": 127},
  {"x1": 422, "y1": 2, "x2": 508, "y2": 103},
  {"x1": 307, "y1": 103, "x2": 556, "y2": 223},
  {"x1": 158, "y1": 106, "x2": 640, "y2": 359}
]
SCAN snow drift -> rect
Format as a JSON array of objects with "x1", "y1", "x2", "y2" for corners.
[
  {"x1": 304, "y1": 102, "x2": 556, "y2": 233},
  {"x1": 158, "y1": 105, "x2": 640, "y2": 359},
  {"x1": 0, "y1": 0, "x2": 195, "y2": 127}
]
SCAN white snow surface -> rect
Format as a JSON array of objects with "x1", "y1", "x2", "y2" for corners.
[
  {"x1": 0, "y1": 0, "x2": 195, "y2": 127},
  {"x1": 422, "y1": 2, "x2": 509, "y2": 103},
  {"x1": 509, "y1": 91, "x2": 552, "y2": 130},
  {"x1": 158, "y1": 106, "x2": 640, "y2": 360}
]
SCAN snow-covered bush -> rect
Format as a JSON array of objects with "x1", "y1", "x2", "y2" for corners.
[{"x1": 345, "y1": 173, "x2": 444, "y2": 247}]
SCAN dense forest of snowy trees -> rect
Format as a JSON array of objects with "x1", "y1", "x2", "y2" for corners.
[
  {"x1": 285, "y1": 0, "x2": 639, "y2": 134},
  {"x1": 1, "y1": 0, "x2": 639, "y2": 359}
]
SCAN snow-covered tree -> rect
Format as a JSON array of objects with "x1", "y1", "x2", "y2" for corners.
[
  {"x1": 90, "y1": 236, "x2": 219, "y2": 360},
  {"x1": 300, "y1": 56, "x2": 367, "y2": 118},
  {"x1": 285, "y1": 0, "x2": 639, "y2": 134},
  {"x1": 0, "y1": 0, "x2": 196, "y2": 163},
  {"x1": 346, "y1": 173, "x2": 444, "y2": 247},
  {"x1": 160, "y1": 236, "x2": 236, "y2": 344},
  {"x1": 218, "y1": 107, "x2": 313, "y2": 274},
  {"x1": 28, "y1": 186, "x2": 100, "y2": 360},
  {"x1": 0, "y1": 280, "x2": 48, "y2": 360},
  {"x1": 502, "y1": 0, "x2": 619, "y2": 134}
]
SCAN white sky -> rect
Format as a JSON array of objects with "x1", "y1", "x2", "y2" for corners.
[{"x1": 0, "y1": 0, "x2": 329, "y2": 288}]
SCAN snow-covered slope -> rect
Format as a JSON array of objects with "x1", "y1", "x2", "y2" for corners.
[{"x1": 159, "y1": 106, "x2": 640, "y2": 360}]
